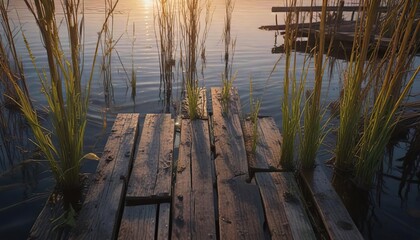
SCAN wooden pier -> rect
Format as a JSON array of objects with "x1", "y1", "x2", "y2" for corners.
[
  {"x1": 260, "y1": 2, "x2": 420, "y2": 58},
  {"x1": 29, "y1": 88, "x2": 363, "y2": 240}
]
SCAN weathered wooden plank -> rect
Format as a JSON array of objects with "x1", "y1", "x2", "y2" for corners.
[
  {"x1": 157, "y1": 203, "x2": 171, "y2": 240},
  {"x1": 300, "y1": 167, "x2": 363, "y2": 240},
  {"x1": 256, "y1": 172, "x2": 316, "y2": 240},
  {"x1": 211, "y1": 87, "x2": 266, "y2": 239},
  {"x1": 211, "y1": 87, "x2": 248, "y2": 178},
  {"x1": 172, "y1": 119, "x2": 216, "y2": 239},
  {"x1": 243, "y1": 117, "x2": 283, "y2": 174},
  {"x1": 118, "y1": 205, "x2": 157, "y2": 240},
  {"x1": 217, "y1": 177, "x2": 266, "y2": 240},
  {"x1": 181, "y1": 87, "x2": 208, "y2": 119},
  {"x1": 259, "y1": 21, "x2": 322, "y2": 31},
  {"x1": 69, "y1": 113, "x2": 139, "y2": 240},
  {"x1": 126, "y1": 114, "x2": 174, "y2": 204},
  {"x1": 118, "y1": 202, "x2": 170, "y2": 240},
  {"x1": 272, "y1": 6, "x2": 389, "y2": 12}
]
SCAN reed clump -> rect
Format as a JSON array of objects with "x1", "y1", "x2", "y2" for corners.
[
  {"x1": 299, "y1": 0, "x2": 329, "y2": 169},
  {"x1": 353, "y1": 1, "x2": 420, "y2": 188},
  {"x1": 7, "y1": 0, "x2": 119, "y2": 210},
  {"x1": 155, "y1": 0, "x2": 176, "y2": 107},
  {"x1": 280, "y1": 0, "x2": 309, "y2": 171},
  {"x1": 178, "y1": 0, "x2": 213, "y2": 119},
  {"x1": 334, "y1": 0, "x2": 381, "y2": 172}
]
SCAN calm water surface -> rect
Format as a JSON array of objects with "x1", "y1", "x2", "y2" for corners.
[{"x1": 0, "y1": 0, "x2": 419, "y2": 239}]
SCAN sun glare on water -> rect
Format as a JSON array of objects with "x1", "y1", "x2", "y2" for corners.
[{"x1": 142, "y1": 0, "x2": 153, "y2": 7}]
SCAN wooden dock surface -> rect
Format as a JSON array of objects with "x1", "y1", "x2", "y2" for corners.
[{"x1": 30, "y1": 88, "x2": 362, "y2": 240}]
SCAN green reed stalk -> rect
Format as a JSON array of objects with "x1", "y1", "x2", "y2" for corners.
[
  {"x1": 221, "y1": 71, "x2": 236, "y2": 113},
  {"x1": 280, "y1": 0, "x2": 308, "y2": 171},
  {"x1": 299, "y1": 0, "x2": 329, "y2": 169},
  {"x1": 186, "y1": 83, "x2": 200, "y2": 120},
  {"x1": 249, "y1": 78, "x2": 261, "y2": 153},
  {"x1": 334, "y1": 0, "x2": 380, "y2": 171},
  {"x1": 354, "y1": 1, "x2": 420, "y2": 188},
  {"x1": 10, "y1": 0, "x2": 119, "y2": 209}
]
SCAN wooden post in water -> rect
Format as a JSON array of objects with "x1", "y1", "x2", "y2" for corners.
[{"x1": 337, "y1": 0, "x2": 344, "y2": 23}]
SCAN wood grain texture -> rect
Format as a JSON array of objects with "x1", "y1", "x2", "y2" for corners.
[
  {"x1": 157, "y1": 203, "x2": 171, "y2": 240},
  {"x1": 118, "y1": 205, "x2": 157, "y2": 240},
  {"x1": 211, "y1": 87, "x2": 266, "y2": 240},
  {"x1": 243, "y1": 117, "x2": 283, "y2": 174},
  {"x1": 118, "y1": 203, "x2": 170, "y2": 240},
  {"x1": 300, "y1": 167, "x2": 364, "y2": 240},
  {"x1": 216, "y1": 177, "x2": 267, "y2": 240},
  {"x1": 172, "y1": 119, "x2": 216, "y2": 239},
  {"x1": 211, "y1": 87, "x2": 248, "y2": 178},
  {"x1": 256, "y1": 172, "x2": 316, "y2": 240},
  {"x1": 126, "y1": 114, "x2": 174, "y2": 204},
  {"x1": 69, "y1": 113, "x2": 139, "y2": 240}
]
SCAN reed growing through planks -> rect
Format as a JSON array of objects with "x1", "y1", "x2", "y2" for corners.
[
  {"x1": 249, "y1": 78, "x2": 261, "y2": 153},
  {"x1": 299, "y1": 0, "x2": 329, "y2": 169},
  {"x1": 280, "y1": 0, "x2": 309, "y2": 170},
  {"x1": 353, "y1": 1, "x2": 420, "y2": 188},
  {"x1": 7, "y1": 0, "x2": 119, "y2": 209},
  {"x1": 220, "y1": 0, "x2": 236, "y2": 113},
  {"x1": 178, "y1": 0, "x2": 212, "y2": 119},
  {"x1": 334, "y1": 0, "x2": 382, "y2": 172}
]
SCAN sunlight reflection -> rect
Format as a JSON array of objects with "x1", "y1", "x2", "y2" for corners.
[{"x1": 141, "y1": 0, "x2": 153, "y2": 7}]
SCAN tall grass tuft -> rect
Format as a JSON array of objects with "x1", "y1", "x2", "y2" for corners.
[
  {"x1": 299, "y1": 0, "x2": 328, "y2": 169},
  {"x1": 280, "y1": 0, "x2": 308, "y2": 171},
  {"x1": 334, "y1": 0, "x2": 381, "y2": 171},
  {"x1": 9, "y1": 0, "x2": 119, "y2": 209},
  {"x1": 178, "y1": 0, "x2": 213, "y2": 119},
  {"x1": 354, "y1": 1, "x2": 420, "y2": 188}
]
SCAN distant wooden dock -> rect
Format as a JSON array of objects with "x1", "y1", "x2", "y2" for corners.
[
  {"x1": 29, "y1": 88, "x2": 363, "y2": 240},
  {"x1": 260, "y1": 2, "x2": 420, "y2": 58}
]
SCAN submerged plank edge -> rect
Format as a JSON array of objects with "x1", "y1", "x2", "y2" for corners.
[
  {"x1": 300, "y1": 167, "x2": 363, "y2": 240},
  {"x1": 256, "y1": 172, "x2": 316, "y2": 240}
]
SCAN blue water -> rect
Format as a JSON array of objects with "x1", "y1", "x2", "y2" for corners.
[{"x1": 0, "y1": 0, "x2": 419, "y2": 239}]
